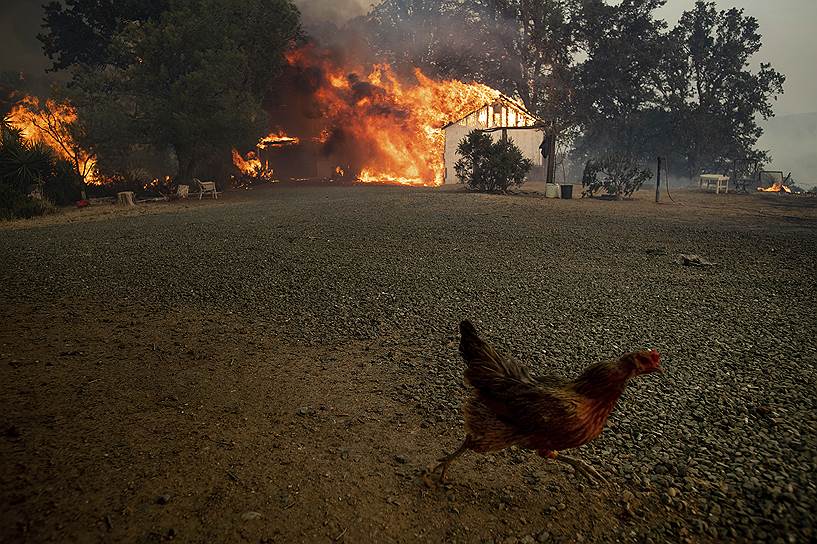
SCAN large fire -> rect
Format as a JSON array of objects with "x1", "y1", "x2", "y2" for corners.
[
  {"x1": 7, "y1": 96, "x2": 100, "y2": 184},
  {"x1": 266, "y1": 46, "x2": 506, "y2": 186}
]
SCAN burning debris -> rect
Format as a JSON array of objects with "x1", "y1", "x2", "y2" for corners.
[
  {"x1": 758, "y1": 182, "x2": 792, "y2": 194},
  {"x1": 757, "y1": 171, "x2": 794, "y2": 193},
  {"x1": 231, "y1": 148, "x2": 274, "y2": 185},
  {"x1": 231, "y1": 130, "x2": 302, "y2": 186},
  {"x1": 258, "y1": 131, "x2": 301, "y2": 149},
  {"x1": 9, "y1": 51, "x2": 527, "y2": 192}
]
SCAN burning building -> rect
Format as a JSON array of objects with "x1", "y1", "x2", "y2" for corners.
[{"x1": 234, "y1": 45, "x2": 547, "y2": 187}]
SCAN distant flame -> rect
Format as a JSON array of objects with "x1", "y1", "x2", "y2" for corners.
[
  {"x1": 357, "y1": 170, "x2": 433, "y2": 186},
  {"x1": 231, "y1": 148, "x2": 273, "y2": 180},
  {"x1": 283, "y1": 46, "x2": 508, "y2": 186},
  {"x1": 758, "y1": 181, "x2": 792, "y2": 193},
  {"x1": 258, "y1": 131, "x2": 300, "y2": 149},
  {"x1": 7, "y1": 96, "x2": 100, "y2": 184},
  {"x1": 315, "y1": 129, "x2": 331, "y2": 144}
]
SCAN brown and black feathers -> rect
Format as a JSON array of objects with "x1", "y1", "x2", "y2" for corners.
[
  {"x1": 460, "y1": 319, "x2": 538, "y2": 392},
  {"x1": 456, "y1": 320, "x2": 655, "y2": 455}
]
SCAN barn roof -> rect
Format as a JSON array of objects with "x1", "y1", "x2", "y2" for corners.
[{"x1": 442, "y1": 94, "x2": 544, "y2": 130}]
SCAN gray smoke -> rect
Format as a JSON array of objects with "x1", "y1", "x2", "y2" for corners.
[
  {"x1": 294, "y1": 0, "x2": 371, "y2": 28},
  {"x1": 658, "y1": 0, "x2": 817, "y2": 187},
  {"x1": 759, "y1": 113, "x2": 817, "y2": 189}
]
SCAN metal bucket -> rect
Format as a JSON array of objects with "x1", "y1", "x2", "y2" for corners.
[{"x1": 560, "y1": 184, "x2": 573, "y2": 199}]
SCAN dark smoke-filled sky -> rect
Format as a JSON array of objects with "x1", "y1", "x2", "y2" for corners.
[
  {"x1": 297, "y1": 0, "x2": 817, "y2": 116},
  {"x1": 6, "y1": 0, "x2": 811, "y2": 114},
  {"x1": 1, "y1": 0, "x2": 815, "y2": 182},
  {"x1": 0, "y1": 2, "x2": 51, "y2": 80}
]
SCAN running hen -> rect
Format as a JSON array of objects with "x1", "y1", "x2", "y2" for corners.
[{"x1": 433, "y1": 320, "x2": 661, "y2": 483}]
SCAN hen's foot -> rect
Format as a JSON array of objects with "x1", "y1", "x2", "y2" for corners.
[
  {"x1": 430, "y1": 454, "x2": 457, "y2": 483},
  {"x1": 429, "y1": 461, "x2": 450, "y2": 483},
  {"x1": 429, "y1": 438, "x2": 471, "y2": 483},
  {"x1": 554, "y1": 454, "x2": 608, "y2": 485},
  {"x1": 419, "y1": 468, "x2": 437, "y2": 488}
]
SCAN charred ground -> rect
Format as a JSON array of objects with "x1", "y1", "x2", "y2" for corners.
[{"x1": 1, "y1": 186, "x2": 816, "y2": 543}]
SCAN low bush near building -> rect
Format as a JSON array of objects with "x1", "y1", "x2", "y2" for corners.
[
  {"x1": 455, "y1": 131, "x2": 533, "y2": 193},
  {"x1": 582, "y1": 154, "x2": 651, "y2": 199}
]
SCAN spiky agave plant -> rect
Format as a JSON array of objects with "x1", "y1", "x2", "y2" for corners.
[
  {"x1": 0, "y1": 124, "x2": 54, "y2": 194},
  {"x1": 0, "y1": 121, "x2": 56, "y2": 218}
]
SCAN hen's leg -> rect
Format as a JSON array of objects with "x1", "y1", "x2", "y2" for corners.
[
  {"x1": 555, "y1": 454, "x2": 607, "y2": 484},
  {"x1": 541, "y1": 450, "x2": 607, "y2": 485},
  {"x1": 432, "y1": 437, "x2": 471, "y2": 482}
]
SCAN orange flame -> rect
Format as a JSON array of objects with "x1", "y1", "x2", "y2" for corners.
[
  {"x1": 231, "y1": 148, "x2": 275, "y2": 181},
  {"x1": 258, "y1": 131, "x2": 300, "y2": 149},
  {"x1": 757, "y1": 181, "x2": 792, "y2": 193},
  {"x1": 314, "y1": 129, "x2": 331, "y2": 144},
  {"x1": 283, "y1": 46, "x2": 506, "y2": 186},
  {"x1": 7, "y1": 96, "x2": 100, "y2": 184}
]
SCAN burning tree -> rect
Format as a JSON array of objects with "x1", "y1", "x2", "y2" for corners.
[
  {"x1": 7, "y1": 96, "x2": 98, "y2": 185},
  {"x1": 41, "y1": 0, "x2": 302, "y2": 184}
]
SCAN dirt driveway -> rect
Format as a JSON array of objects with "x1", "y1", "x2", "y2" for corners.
[{"x1": 2, "y1": 186, "x2": 815, "y2": 543}]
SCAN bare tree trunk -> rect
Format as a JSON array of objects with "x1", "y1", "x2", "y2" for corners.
[
  {"x1": 175, "y1": 145, "x2": 197, "y2": 184},
  {"x1": 546, "y1": 135, "x2": 556, "y2": 185}
]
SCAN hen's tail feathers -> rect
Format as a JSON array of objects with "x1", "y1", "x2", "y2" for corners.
[
  {"x1": 458, "y1": 320, "x2": 484, "y2": 360},
  {"x1": 459, "y1": 320, "x2": 533, "y2": 392}
]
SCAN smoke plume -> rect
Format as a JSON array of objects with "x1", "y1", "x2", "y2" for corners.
[{"x1": 293, "y1": 0, "x2": 371, "y2": 33}]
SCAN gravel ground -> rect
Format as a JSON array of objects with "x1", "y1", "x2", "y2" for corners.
[{"x1": 1, "y1": 185, "x2": 815, "y2": 543}]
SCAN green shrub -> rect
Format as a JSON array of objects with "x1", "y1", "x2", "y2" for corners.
[
  {"x1": 0, "y1": 184, "x2": 53, "y2": 220},
  {"x1": 0, "y1": 121, "x2": 75, "y2": 218},
  {"x1": 44, "y1": 159, "x2": 84, "y2": 205},
  {"x1": 581, "y1": 154, "x2": 651, "y2": 199},
  {"x1": 454, "y1": 131, "x2": 533, "y2": 193}
]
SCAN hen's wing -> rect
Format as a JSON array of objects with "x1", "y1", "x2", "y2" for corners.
[
  {"x1": 459, "y1": 320, "x2": 571, "y2": 424},
  {"x1": 460, "y1": 320, "x2": 535, "y2": 390}
]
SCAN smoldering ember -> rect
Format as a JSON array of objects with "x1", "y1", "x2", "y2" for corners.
[{"x1": 1, "y1": 1, "x2": 816, "y2": 543}]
